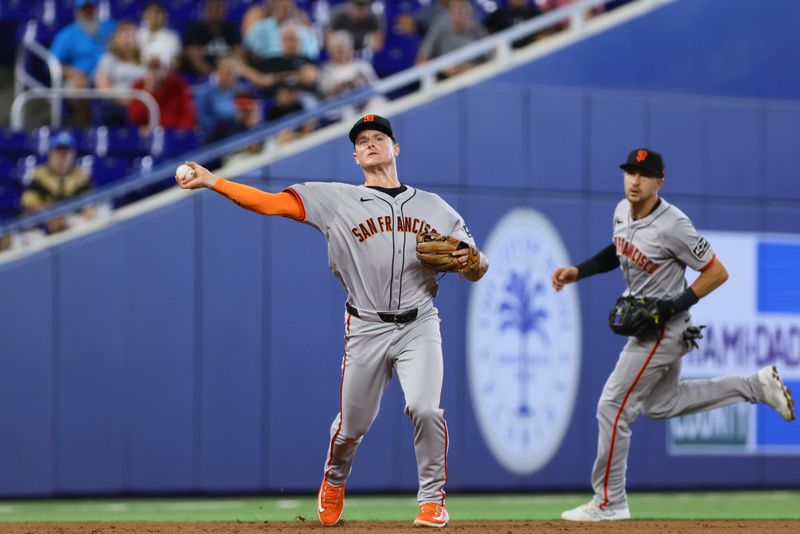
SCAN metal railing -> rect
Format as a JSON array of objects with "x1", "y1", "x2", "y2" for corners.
[
  {"x1": 10, "y1": 88, "x2": 161, "y2": 130},
  {"x1": 13, "y1": 20, "x2": 63, "y2": 97},
  {"x1": 0, "y1": 0, "x2": 660, "y2": 240}
]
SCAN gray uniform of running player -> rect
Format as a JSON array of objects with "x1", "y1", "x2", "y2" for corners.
[
  {"x1": 288, "y1": 179, "x2": 472, "y2": 503},
  {"x1": 552, "y1": 148, "x2": 795, "y2": 522}
]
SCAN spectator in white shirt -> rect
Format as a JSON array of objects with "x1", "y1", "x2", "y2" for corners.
[{"x1": 137, "y1": 2, "x2": 182, "y2": 67}]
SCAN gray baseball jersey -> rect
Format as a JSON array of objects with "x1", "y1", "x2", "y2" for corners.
[
  {"x1": 590, "y1": 197, "x2": 764, "y2": 512},
  {"x1": 612, "y1": 198, "x2": 713, "y2": 299},
  {"x1": 288, "y1": 180, "x2": 474, "y2": 505}
]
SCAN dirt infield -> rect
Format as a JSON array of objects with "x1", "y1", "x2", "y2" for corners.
[{"x1": 4, "y1": 521, "x2": 800, "y2": 533}]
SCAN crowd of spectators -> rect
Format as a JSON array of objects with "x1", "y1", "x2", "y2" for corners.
[
  {"x1": 41, "y1": 0, "x2": 611, "y2": 135},
  {"x1": 1, "y1": 0, "x2": 627, "y2": 249}
]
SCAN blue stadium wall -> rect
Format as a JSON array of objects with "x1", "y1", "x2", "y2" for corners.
[{"x1": 1, "y1": 0, "x2": 799, "y2": 496}]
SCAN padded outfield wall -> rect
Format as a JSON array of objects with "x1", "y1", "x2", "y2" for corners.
[{"x1": 0, "y1": 0, "x2": 798, "y2": 496}]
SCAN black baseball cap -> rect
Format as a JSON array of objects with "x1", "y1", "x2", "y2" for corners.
[
  {"x1": 620, "y1": 148, "x2": 664, "y2": 178},
  {"x1": 348, "y1": 114, "x2": 396, "y2": 144}
]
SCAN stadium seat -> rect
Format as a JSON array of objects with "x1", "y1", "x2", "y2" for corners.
[
  {"x1": 0, "y1": 129, "x2": 29, "y2": 159},
  {"x1": 84, "y1": 155, "x2": 134, "y2": 188},
  {"x1": 87, "y1": 126, "x2": 149, "y2": 158},
  {"x1": 148, "y1": 128, "x2": 200, "y2": 158},
  {"x1": 0, "y1": 178, "x2": 22, "y2": 221}
]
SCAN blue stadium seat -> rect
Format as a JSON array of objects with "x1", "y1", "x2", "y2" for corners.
[
  {"x1": 0, "y1": 0, "x2": 35, "y2": 20},
  {"x1": 0, "y1": 178, "x2": 22, "y2": 221},
  {"x1": 87, "y1": 126, "x2": 149, "y2": 158},
  {"x1": 0, "y1": 129, "x2": 29, "y2": 159},
  {"x1": 85, "y1": 155, "x2": 134, "y2": 188},
  {"x1": 148, "y1": 128, "x2": 200, "y2": 158},
  {"x1": 108, "y1": 0, "x2": 142, "y2": 21}
]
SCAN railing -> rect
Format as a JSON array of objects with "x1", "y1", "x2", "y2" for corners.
[
  {"x1": 13, "y1": 20, "x2": 63, "y2": 97},
  {"x1": 0, "y1": 0, "x2": 663, "y2": 240},
  {"x1": 10, "y1": 88, "x2": 161, "y2": 131}
]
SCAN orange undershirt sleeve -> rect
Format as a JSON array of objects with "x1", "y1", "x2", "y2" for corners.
[{"x1": 212, "y1": 178, "x2": 305, "y2": 221}]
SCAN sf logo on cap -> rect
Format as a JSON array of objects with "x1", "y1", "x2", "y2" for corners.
[
  {"x1": 363, "y1": 114, "x2": 375, "y2": 122},
  {"x1": 636, "y1": 150, "x2": 648, "y2": 163}
]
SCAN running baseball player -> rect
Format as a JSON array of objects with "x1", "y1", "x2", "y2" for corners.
[
  {"x1": 176, "y1": 114, "x2": 489, "y2": 528},
  {"x1": 551, "y1": 148, "x2": 796, "y2": 521}
]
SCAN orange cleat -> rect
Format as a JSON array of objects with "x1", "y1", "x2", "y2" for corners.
[
  {"x1": 317, "y1": 479, "x2": 346, "y2": 526},
  {"x1": 413, "y1": 503, "x2": 449, "y2": 528}
]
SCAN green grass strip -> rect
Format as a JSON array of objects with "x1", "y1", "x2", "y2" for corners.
[{"x1": 0, "y1": 491, "x2": 797, "y2": 522}]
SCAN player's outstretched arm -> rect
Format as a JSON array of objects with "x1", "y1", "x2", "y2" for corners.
[
  {"x1": 553, "y1": 243, "x2": 620, "y2": 292},
  {"x1": 551, "y1": 266, "x2": 578, "y2": 292},
  {"x1": 175, "y1": 161, "x2": 304, "y2": 220}
]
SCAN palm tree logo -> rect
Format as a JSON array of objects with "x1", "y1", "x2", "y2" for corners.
[{"x1": 499, "y1": 271, "x2": 549, "y2": 417}]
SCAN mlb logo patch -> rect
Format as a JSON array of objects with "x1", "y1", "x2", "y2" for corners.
[{"x1": 692, "y1": 237, "x2": 710, "y2": 260}]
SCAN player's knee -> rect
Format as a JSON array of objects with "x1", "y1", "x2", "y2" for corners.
[
  {"x1": 642, "y1": 401, "x2": 672, "y2": 420},
  {"x1": 405, "y1": 403, "x2": 442, "y2": 423}
]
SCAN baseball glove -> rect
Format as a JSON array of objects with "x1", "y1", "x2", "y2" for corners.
[
  {"x1": 608, "y1": 296, "x2": 666, "y2": 337},
  {"x1": 416, "y1": 231, "x2": 480, "y2": 273}
]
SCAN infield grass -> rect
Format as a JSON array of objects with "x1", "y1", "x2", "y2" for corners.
[{"x1": 0, "y1": 491, "x2": 798, "y2": 522}]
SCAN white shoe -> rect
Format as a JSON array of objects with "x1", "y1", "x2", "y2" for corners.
[
  {"x1": 758, "y1": 366, "x2": 796, "y2": 422},
  {"x1": 561, "y1": 502, "x2": 630, "y2": 521}
]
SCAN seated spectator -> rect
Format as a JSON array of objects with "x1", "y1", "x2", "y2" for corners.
[
  {"x1": 244, "y1": 0, "x2": 319, "y2": 60},
  {"x1": 396, "y1": 0, "x2": 450, "y2": 37},
  {"x1": 183, "y1": 0, "x2": 242, "y2": 77},
  {"x1": 319, "y1": 31, "x2": 386, "y2": 111},
  {"x1": 538, "y1": 0, "x2": 604, "y2": 33},
  {"x1": 137, "y1": 2, "x2": 182, "y2": 68},
  {"x1": 241, "y1": 0, "x2": 271, "y2": 37},
  {"x1": 128, "y1": 53, "x2": 196, "y2": 132},
  {"x1": 195, "y1": 56, "x2": 262, "y2": 142},
  {"x1": 267, "y1": 82, "x2": 318, "y2": 145},
  {"x1": 247, "y1": 22, "x2": 319, "y2": 101},
  {"x1": 483, "y1": 0, "x2": 542, "y2": 47},
  {"x1": 416, "y1": 0, "x2": 487, "y2": 79},
  {"x1": 325, "y1": 0, "x2": 385, "y2": 56},
  {"x1": 50, "y1": 0, "x2": 117, "y2": 126},
  {"x1": 94, "y1": 20, "x2": 146, "y2": 126},
  {"x1": 20, "y1": 132, "x2": 94, "y2": 235}
]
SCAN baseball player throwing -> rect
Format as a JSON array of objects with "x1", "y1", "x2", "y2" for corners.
[
  {"x1": 177, "y1": 114, "x2": 489, "y2": 527},
  {"x1": 551, "y1": 148, "x2": 796, "y2": 521}
]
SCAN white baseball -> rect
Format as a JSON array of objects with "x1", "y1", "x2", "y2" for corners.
[{"x1": 176, "y1": 164, "x2": 195, "y2": 181}]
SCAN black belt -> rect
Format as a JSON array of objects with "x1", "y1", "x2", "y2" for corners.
[{"x1": 346, "y1": 302, "x2": 418, "y2": 324}]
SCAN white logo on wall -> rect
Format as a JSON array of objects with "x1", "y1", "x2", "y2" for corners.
[{"x1": 467, "y1": 208, "x2": 581, "y2": 475}]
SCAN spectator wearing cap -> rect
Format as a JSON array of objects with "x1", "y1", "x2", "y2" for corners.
[
  {"x1": 21, "y1": 132, "x2": 94, "y2": 235},
  {"x1": 137, "y1": 3, "x2": 182, "y2": 68},
  {"x1": 416, "y1": 0, "x2": 487, "y2": 79},
  {"x1": 183, "y1": 0, "x2": 242, "y2": 77},
  {"x1": 483, "y1": 0, "x2": 542, "y2": 47},
  {"x1": 94, "y1": 20, "x2": 146, "y2": 126},
  {"x1": 50, "y1": 0, "x2": 117, "y2": 126},
  {"x1": 244, "y1": 0, "x2": 319, "y2": 60},
  {"x1": 325, "y1": 0, "x2": 386, "y2": 56},
  {"x1": 128, "y1": 53, "x2": 196, "y2": 132}
]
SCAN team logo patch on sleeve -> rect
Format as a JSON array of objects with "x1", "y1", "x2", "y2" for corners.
[{"x1": 692, "y1": 237, "x2": 710, "y2": 260}]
